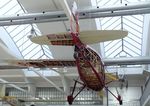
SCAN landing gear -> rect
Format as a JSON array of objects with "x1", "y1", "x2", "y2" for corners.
[
  {"x1": 119, "y1": 100, "x2": 123, "y2": 105},
  {"x1": 105, "y1": 87, "x2": 123, "y2": 105},
  {"x1": 67, "y1": 80, "x2": 86, "y2": 105},
  {"x1": 67, "y1": 95, "x2": 74, "y2": 105},
  {"x1": 117, "y1": 95, "x2": 123, "y2": 105}
]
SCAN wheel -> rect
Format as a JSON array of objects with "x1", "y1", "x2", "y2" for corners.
[
  {"x1": 119, "y1": 100, "x2": 123, "y2": 105},
  {"x1": 67, "y1": 95, "x2": 74, "y2": 105},
  {"x1": 117, "y1": 95, "x2": 123, "y2": 105}
]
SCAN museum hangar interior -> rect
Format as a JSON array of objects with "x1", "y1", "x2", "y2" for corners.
[{"x1": 0, "y1": 0, "x2": 150, "y2": 106}]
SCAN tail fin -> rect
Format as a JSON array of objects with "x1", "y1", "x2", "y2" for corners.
[{"x1": 70, "y1": 1, "x2": 79, "y2": 33}]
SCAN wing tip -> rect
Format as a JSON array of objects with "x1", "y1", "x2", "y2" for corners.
[{"x1": 122, "y1": 30, "x2": 128, "y2": 37}]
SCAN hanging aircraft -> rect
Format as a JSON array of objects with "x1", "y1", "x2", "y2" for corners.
[{"x1": 1, "y1": 2, "x2": 128, "y2": 105}]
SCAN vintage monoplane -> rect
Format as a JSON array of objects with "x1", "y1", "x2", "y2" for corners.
[{"x1": 1, "y1": 2, "x2": 128, "y2": 105}]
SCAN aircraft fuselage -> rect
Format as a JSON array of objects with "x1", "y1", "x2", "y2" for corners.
[{"x1": 71, "y1": 32, "x2": 105, "y2": 91}]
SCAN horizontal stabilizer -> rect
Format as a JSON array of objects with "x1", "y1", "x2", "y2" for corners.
[{"x1": 105, "y1": 73, "x2": 118, "y2": 84}]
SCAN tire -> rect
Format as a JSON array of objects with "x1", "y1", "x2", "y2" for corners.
[
  {"x1": 119, "y1": 100, "x2": 123, "y2": 105},
  {"x1": 67, "y1": 95, "x2": 74, "y2": 105}
]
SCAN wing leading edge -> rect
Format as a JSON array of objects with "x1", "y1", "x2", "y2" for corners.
[
  {"x1": 1, "y1": 57, "x2": 148, "y2": 69},
  {"x1": 4, "y1": 59, "x2": 76, "y2": 69}
]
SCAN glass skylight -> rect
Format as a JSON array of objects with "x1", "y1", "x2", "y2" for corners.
[
  {"x1": 0, "y1": 0, "x2": 52, "y2": 59},
  {"x1": 95, "y1": 0, "x2": 144, "y2": 58}
]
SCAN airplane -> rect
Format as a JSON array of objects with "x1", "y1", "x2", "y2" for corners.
[{"x1": 1, "y1": 2, "x2": 128, "y2": 105}]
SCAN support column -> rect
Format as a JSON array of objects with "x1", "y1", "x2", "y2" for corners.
[
  {"x1": 28, "y1": 84, "x2": 36, "y2": 98},
  {"x1": 142, "y1": 12, "x2": 150, "y2": 71},
  {"x1": 60, "y1": 69, "x2": 71, "y2": 106},
  {"x1": 102, "y1": 90, "x2": 108, "y2": 106},
  {"x1": 32, "y1": 68, "x2": 65, "y2": 94},
  {"x1": 141, "y1": 3, "x2": 150, "y2": 104},
  {"x1": 140, "y1": 78, "x2": 150, "y2": 106},
  {"x1": 61, "y1": 74, "x2": 70, "y2": 96},
  {"x1": 0, "y1": 85, "x2": 6, "y2": 97},
  {"x1": 142, "y1": 14, "x2": 150, "y2": 54},
  {"x1": 106, "y1": 89, "x2": 109, "y2": 106}
]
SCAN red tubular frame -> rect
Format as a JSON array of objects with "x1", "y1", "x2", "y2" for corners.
[
  {"x1": 67, "y1": 80, "x2": 86, "y2": 105},
  {"x1": 72, "y1": 44, "x2": 122, "y2": 105}
]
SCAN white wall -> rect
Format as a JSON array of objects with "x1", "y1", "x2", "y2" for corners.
[
  {"x1": 107, "y1": 87, "x2": 141, "y2": 106},
  {"x1": 24, "y1": 87, "x2": 141, "y2": 106}
]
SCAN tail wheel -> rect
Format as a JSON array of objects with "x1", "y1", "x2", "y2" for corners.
[{"x1": 67, "y1": 95, "x2": 74, "y2": 105}]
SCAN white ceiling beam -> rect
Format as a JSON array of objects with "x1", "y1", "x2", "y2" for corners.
[
  {"x1": 31, "y1": 69, "x2": 66, "y2": 94},
  {"x1": 0, "y1": 3, "x2": 150, "y2": 25},
  {"x1": 60, "y1": 68, "x2": 71, "y2": 95},
  {"x1": 58, "y1": 0, "x2": 73, "y2": 22},
  {"x1": 140, "y1": 76, "x2": 150, "y2": 106},
  {"x1": 142, "y1": 14, "x2": 150, "y2": 56},
  {"x1": 0, "y1": 78, "x2": 29, "y2": 93},
  {"x1": 0, "y1": 8, "x2": 149, "y2": 26},
  {"x1": 141, "y1": 14, "x2": 150, "y2": 71},
  {"x1": 0, "y1": 82, "x2": 33, "y2": 84}
]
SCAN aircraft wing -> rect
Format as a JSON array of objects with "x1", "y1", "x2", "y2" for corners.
[
  {"x1": 1, "y1": 57, "x2": 150, "y2": 69},
  {"x1": 29, "y1": 30, "x2": 127, "y2": 46},
  {"x1": 2, "y1": 59, "x2": 76, "y2": 69},
  {"x1": 0, "y1": 65, "x2": 28, "y2": 69},
  {"x1": 30, "y1": 32, "x2": 74, "y2": 46},
  {"x1": 79, "y1": 30, "x2": 127, "y2": 44}
]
